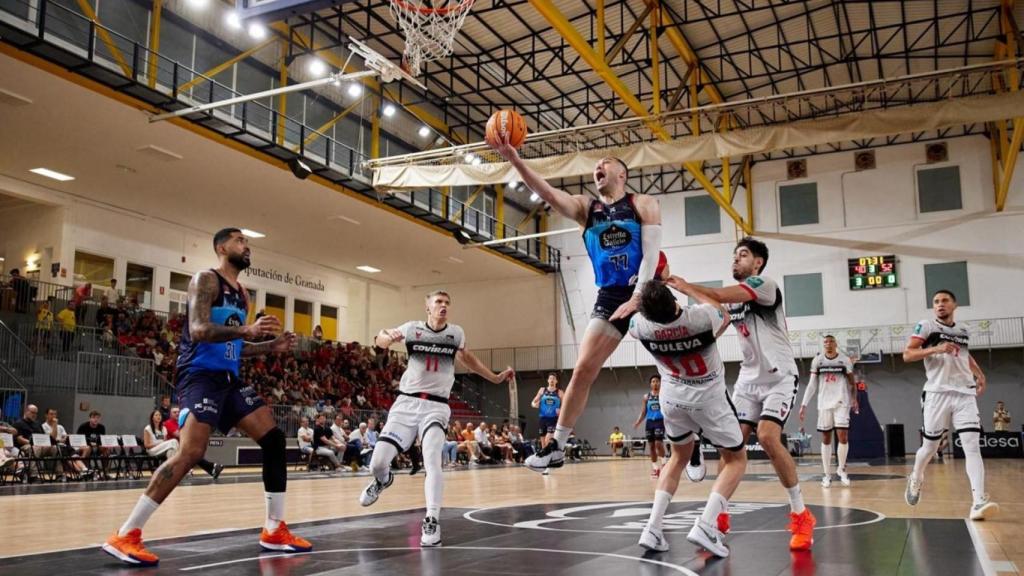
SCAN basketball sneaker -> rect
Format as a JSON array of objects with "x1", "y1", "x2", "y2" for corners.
[
  {"x1": 359, "y1": 471, "x2": 394, "y2": 507},
  {"x1": 905, "y1": 475, "x2": 922, "y2": 506},
  {"x1": 687, "y1": 519, "x2": 729, "y2": 558},
  {"x1": 260, "y1": 522, "x2": 313, "y2": 553},
  {"x1": 969, "y1": 496, "x2": 1000, "y2": 521},
  {"x1": 717, "y1": 512, "x2": 731, "y2": 534},
  {"x1": 102, "y1": 529, "x2": 159, "y2": 567},
  {"x1": 820, "y1": 474, "x2": 832, "y2": 488},
  {"x1": 212, "y1": 463, "x2": 224, "y2": 480},
  {"x1": 838, "y1": 470, "x2": 851, "y2": 487},
  {"x1": 788, "y1": 509, "x2": 816, "y2": 551},
  {"x1": 421, "y1": 516, "x2": 442, "y2": 547},
  {"x1": 638, "y1": 525, "x2": 669, "y2": 552},
  {"x1": 685, "y1": 449, "x2": 706, "y2": 483},
  {"x1": 525, "y1": 440, "x2": 564, "y2": 473}
]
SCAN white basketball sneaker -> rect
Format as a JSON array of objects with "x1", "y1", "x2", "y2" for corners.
[
  {"x1": 821, "y1": 474, "x2": 832, "y2": 488},
  {"x1": 685, "y1": 449, "x2": 706, "y2": 483},
  {"x1": 525, "y1": 440, "x2": 564, "y2": 473},
  {"x1": 359, "y1": 471, "x2": 393, "y2": 507},
  {"x1": 969, "y1": 496, "x2": 999, "y2": 521},
  {"x1": 838, "y1": 470, "x2": 851, "y2": 487},
  {"x1": 420, "y1": 516, "x2": 442, "y2": 547},
  {"x1": 686, "y1": 519, "x2": 729, "y2": 558},
  {"x1": 638, "y1": 525, "x2": 669, "y2": 553}
]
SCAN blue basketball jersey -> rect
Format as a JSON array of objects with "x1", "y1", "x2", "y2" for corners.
[
  {"x1": 645, "y1": 394, "x2": 663, "y2": 422},
  {"x1": 583, "y1": 195, "x2": 644, "y2": 289},
  {"x1": 176, "y1": 270, "x2": 248, "y2": 377},
  {"x1": 539, "y1": 389, "x2": 561, "y2": 418}
]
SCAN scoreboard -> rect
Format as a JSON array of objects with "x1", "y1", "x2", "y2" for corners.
[{"x1": 849, "y1": 255, "x2": 898, "y2": 290}]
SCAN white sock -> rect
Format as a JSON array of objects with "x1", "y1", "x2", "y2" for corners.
[
  {"x1": 552, "y1": 425, "x2": 571, "y2": 448},
  {"x1": 422, "y1": 426, "x2": 445, "y2": 520},
  {"x1": 820, "y1": 443, "x2": 833, "y2": 476},
  {"x1": 265, "y1": 492, "x2": 285, "y2": 531},
  {"x1": 912, "y1": 439, "x2": 940, "y2": 482},
  {"x1": 959, "y1": 432, "x2": 986, "y2": 505},
  {"x1": 786, "y1": 485, "x2": 805, "y2": 514},
  {"x1": 700, "y1": 492, "x2": 728, "y2": 526},
  {"x1": 119, "y1": 495, "x2": 159, "y2": 536},
  {"x1": 837, "y1": 442, "x2": 849, "y2": 474},
  {"x1": 647, "y1": 490, "x2": 672, "y2": 531}
]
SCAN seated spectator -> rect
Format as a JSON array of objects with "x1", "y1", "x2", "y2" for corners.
[
  {"x1": 339, "y1": 397, "x2": 356, "y2": 420},
  {"x1": 443, "y1": 426, "x2": 460, "y2": 468},
  {"x1": 365, "y1": 417, "x2": 379, "y2": 449},
  {"x1": 331, "y1": 416, "x2": 362, "y2": 471},
  {"x1": 0, "y1": 410, "x2": 22, "y2": 475},
  {"x1": 42, "y1": 408, "x2": 93, "y2": 479},
  {"x1": 312, "y1": 413, "x2": 342, "y2": 470},
  {"x1": 76, "y1": 410, "x2": 110, "y2": 469},
  {"x1": 95, "y1": 296, "x2": 117, "y2": 329},
  {"x1": 608, "y1": 426, "x2": 627, "y2": 457},
  {"x1": 297, "y1": 416, "x2": 314, "y2": 458},
  {"x1": 473, "y1": 422, "x2": 497, "y2": 463},
  {"x1": 492, "y1": 424, "x2": 514, "y2": 463},
  {"x1": 14, "y1": 404, "x2": 59, "y2": 482},
  {"x1": 460, "y1": 421, "x2": 483, "y2": 464},
  {"x1": 349, "y1": 422, "x2": 374, "y2": 467},
  {"x1": 143, "y1": 409, "x2": 179, "y2": 460},
  {"x1": 566, "y1": 432, "x2": 583, "y2": 461},
  {"x1": 508, "y1": 425, "x2": 531, "y2": 462}
]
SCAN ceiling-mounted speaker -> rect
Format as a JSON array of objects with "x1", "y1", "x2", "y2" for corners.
[
  {"x1": 854, "y1": 150, "x2": 876, "y2": 171},
  {"x1": 926, "y1": 142, "x2": 948, "y2": 164},
  {"x1": 787, "y1": 159, "x2": 807, "y2": 180}
]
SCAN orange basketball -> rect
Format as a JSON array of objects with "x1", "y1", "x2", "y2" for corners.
[{"x1": 486, "y1": 109, "x2": 527, "y2": 149}]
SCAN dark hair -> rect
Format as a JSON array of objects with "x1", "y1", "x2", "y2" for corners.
[
  {"x1": 649, "y1": 374, "x2": 661, "y2": 383},
  {"x1": 148, "y1": 409, "x2": 162, "y2": 435},
  {"x1": 638, "y1": 280, "x2": 678, "y2": 325},
  {"x1": 610, "y1": 157, "x2": 629, "y2": 177},
  {"x1": 10, "y1": 268, "x2": 19, "y2": 275},
  {"x1": 735, "y1": 237, "x2": 769, "y2": 273},
  {"x1": 89, "y1": 410, "x2": 101, "y2": 417},
  {"x1": 547, "y1": 372, "x2": 558, "y2": 380},
  {"x1": 933, "y1": 289, "x2": 957, "y2": 302},
  {"x1": 823, "y1": 334, "x2": 836, "y2": 341},
  {"x1": 213, "y1": 227, "x2": 241, "y2": 250}
]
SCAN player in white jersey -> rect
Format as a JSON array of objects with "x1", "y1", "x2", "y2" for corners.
[
  {"x1": 629, "y1": 279, "x2": 745, "y2": 557},
  {"x1": 668, "y1": 238, "x2": 816, "y2": 551},
  {"x1": 903, "y1": 289, "x2": 997, "y2": 520},
  {"x1": 799, "y1": 335, "x2": 858, "y2": 487},
  {"x1": 360, "y1": 290, "x2": 514, "y2": 546}
]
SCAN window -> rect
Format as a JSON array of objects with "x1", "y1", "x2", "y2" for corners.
[
  {"x1": 779, "y1": 182, "x2": 819, "y2": 227},
  {"x1": 168, "y1": 272, "x2": 191, "y2": 315},
  {"x1": 917, "y1": 166, "x2": 963, "y2": 213},
  {"x1": 74, "y1": 252, "x2": 114, "y2": 285},
  {"x1": 265, "y1": 293, "x2": 286, "y2": 325},
  {"x1": 126, "y1": 263, "x2": 154, "y2": 307},
  {"x1": 294, "y1": 299, "x2": 313, "y2": 337},
  {"x1": 320, "y1": 305, "x2": 338, "y2": 342},
  {"x1": 923, "y1": 261, "x2": 970, "y2": 307},
  {"x1": 783, "y1": 273, "x2": 824, "y2": 317},
  {"x1": 685, "y1": 195, "x2": 721, "y2": 236},
  {"x1": 687, "y1": 281, "x2": 723, "y2": 306}
]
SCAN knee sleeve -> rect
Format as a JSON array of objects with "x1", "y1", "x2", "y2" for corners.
[
  {"x1": 422, "y1": 426, "x2": 445, "y2": 472},
  {"x1": 959, "y1": 431, "x2": 981, "y2": 455},
  {"x1": 257, "y1": 427, "x2": 287, "y2": 493},
  {"x1": 370, "y1": 441, "x2": 398, "y2": 481}
]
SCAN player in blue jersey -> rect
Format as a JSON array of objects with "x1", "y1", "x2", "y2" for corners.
[
  {"x1": 531, "y1": 373, "x2": 563, "y2": 451},
  {"x1": 491, "y1": 133, "x2": 663, "y2": 473},
  {"x1": 634, "y1": 375, "x2": 667, "y2": 478},
  {"x1": 103, "y1": 228, "x2": 311, "y2": 567}
]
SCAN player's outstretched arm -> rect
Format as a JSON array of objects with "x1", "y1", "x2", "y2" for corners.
[
  {"x1": 456, "y1": 349, "x2": 514, "y2": 384},
  {"x1": 188, "y1": 270, "x2": 274, "y2": 343},
  {"x1": 373, "y1": 327, "x2": 405, "y2": 350},
  {"x1": 665, "y1": 275, "x2": 753, "y2": 305},
  {"x1": 242, "y1": 332, "x2": 297, "y2": 356},
  {"x1": 488, "y1": 131, "x2": 588, "y2": 225}
]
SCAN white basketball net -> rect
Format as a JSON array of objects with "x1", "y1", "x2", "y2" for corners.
[{"x1": 388, "y1": 0, "x2": 474, "y2": 76}]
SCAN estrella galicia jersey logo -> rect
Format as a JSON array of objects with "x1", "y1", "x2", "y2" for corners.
[
  {"x1": 226, "y1": 313, "x2": 244, "y2": 327},
  {"x1": 745, "y1": 276, "x2": 764, "y2": 289},
  {"x1": 914, "y1": 323, "x2": 923, "y2": 335},
  {"x1": 599, "y1": 224, "x2": 632, "y2": 249}
]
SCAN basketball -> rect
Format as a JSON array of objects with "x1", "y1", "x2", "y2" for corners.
[{"x1": 485, "y1": 109, "x2": 527, "y2": 149}]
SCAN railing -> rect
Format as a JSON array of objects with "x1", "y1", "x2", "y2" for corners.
[
  {"x1": 0, "y1": 363, "x2": 29, "y2": 421},
  {"x1": 0, "y1": 274, "x2": 75, "y2": 312},
  {"x1": 16, "y1": 322, "x2": 134, "y2": 361},
  {"x1": 0, "y1": 320, "x2": 35, "y2": 382},
  {"x1": 461, "y1": 316, "x2": 1024, "y2": 373},
  {"x1": 268, "y1": 405, "x2": 389, "y2": 437},
  {"x1": 0, "y1": 0, "x2": 561, "y2": 266},
  {"x1": 74, "y1": 353, "x2": 157, "y2": 397}
]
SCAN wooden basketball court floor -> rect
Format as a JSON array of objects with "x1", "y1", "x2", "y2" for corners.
[{"x1": 0, "y1": 457, "x2": 1020, "y2": 575}]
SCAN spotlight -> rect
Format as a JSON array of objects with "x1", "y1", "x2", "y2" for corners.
[
  {"x1": 383, "y1": 103, "x2": 396, "y2": 117},
  {"x1": 308, "y1": 58, "x2": 326, "y2": 76},
  {"x1": 248, "y1": 22, "x2": 267, "y2": 40},
  {"x1": 508, "y1": 178, "x2": 520, "y2": 190},
  {"x1": 225, "y1": 11, "x2": 242, "y2": 29},
  {"x1": 288, "y1": 157, "x2": 312, "y2": 180},
  {"x1": 347, "y1": 83, "x2": 363, "y2": 98},
  {"x1": 186, "y1": 0, "x2": 209, "y2": 7},
  {"x1": 418, "y1": 125, "x2": 430, "y2": 138},
  {"x1": 472, "y1": 156, "x2": 482, "y2": 166},
  {"x1": 530, "y1": 192, "x2": 540, "y2": 202},
  {"x1": 464, "y1": 153, "x2": 477, "y2": 164}
]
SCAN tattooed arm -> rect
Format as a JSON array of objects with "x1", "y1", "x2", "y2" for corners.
[
  {"x1": 188, "y1": 270, "x2": 278, "y2": 343},
  {"x1": 242, "y1": 332, "x2": 297, "y2": 356}
]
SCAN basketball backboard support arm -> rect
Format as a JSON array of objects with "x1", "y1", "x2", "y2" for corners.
[{"x1": 149, "y1": 38, "x2": 423, "y2": 123}]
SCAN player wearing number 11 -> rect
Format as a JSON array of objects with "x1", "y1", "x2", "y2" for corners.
[{"x1": 361, "y1": 290, "x2": 514, "y2": 547}]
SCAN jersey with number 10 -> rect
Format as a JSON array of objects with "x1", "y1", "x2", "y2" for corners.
[
  {"x1": 397, "y1": 321, "x2": 466, "y2": 397},
  {"x1": 629, "y1": 304, "x2": 730, "y2": 401}
]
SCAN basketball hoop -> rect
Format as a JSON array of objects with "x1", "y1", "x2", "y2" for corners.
[{"x1": 388, "y1": 0, "x2": 474, "y2": 76}]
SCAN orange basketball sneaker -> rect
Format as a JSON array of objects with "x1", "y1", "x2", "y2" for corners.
[
  {"x1": 102, "y1": 529, "x2": 159, "y2": 567},
  {"x1": 260, "y1": 522, "x2": 313, "y2": 553},
  {"x1": 717, "y1": 512, "x2": 731, "y2": 534},
  {"x1": 788, "y1": 509, "x2": 817, "y2": 550}
]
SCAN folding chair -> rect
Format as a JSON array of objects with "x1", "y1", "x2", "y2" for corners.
[
  {"x1": 31, "y1": 433, "x2": 61, "y2": 481},
  {"x1": 100, "y1": 434, "x2": 124, "y2": 480},
  {"x1": 580, "y1": 439, "x2": 598, "y2": 460},
  {"x1": 0, "y1": 432, "x2": 21, "y2": 485},
  {"x1": 120, "y1": 434, "x2": 145, "y2": 479}
]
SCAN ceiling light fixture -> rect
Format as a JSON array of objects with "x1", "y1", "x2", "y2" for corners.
[
  {"x1": 248, "y1": 22, "x2": 267, "y2": 40},
  {"x1": 308, "y1": 58, "x2": 327, "y2": 76},
  {"x1": 347, "y1": 83, "x2": 362, "y2": 97},
  {"x1": 29, "y1": 167, "x2": 75, "y2": 181},
  {"x1": 383, "y1": 103, "x2": 396, "y2": 117},
  {"x1": 418, "y1": 125, "x2": 430, "y2": 137},
  {"x1": 530, "y1": 192, "x2": 541, "y2": 203},
  {"x1": 225, "y1": 11, "x2": 242, "y2": 29},
  {"x1": 240, "y1": 228, "x2": 266, "y2": 238},
  {"x1": 356, "y1": 265, "x2": 381, "y2": 273}
]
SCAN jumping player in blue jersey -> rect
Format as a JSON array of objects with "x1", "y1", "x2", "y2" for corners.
[
  {"x1": 531, "y1": 373, "x2": 563, "y2": 451},
  {"x1": 103, "y1": 228, "x2": 311, "y2": 567},
  {"x1": 490, "y1": 133, "x2": 663, "y2": 473},
  {"x1": 634, "y1": 374, "x2": 666, "y2": 478}
]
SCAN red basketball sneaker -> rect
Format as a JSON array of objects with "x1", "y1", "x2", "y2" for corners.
[{"x1": 788, "y1": 509, "x2": 817, "y2": 551}]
